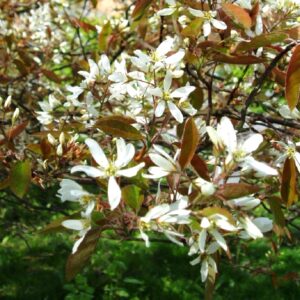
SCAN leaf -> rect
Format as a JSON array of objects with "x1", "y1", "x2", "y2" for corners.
[
  {"x1": 95, "y1": 116, "x2": 144, "y2": 140},
  {"x1": 236, "y1": 33, "x2": 288, "y2": 52},
  {"x1": 0, "y1": 121, "x2": 28, "y2": 145},
  {"x1": 190, "y1": 86, "x2": 204, "y2": 110},
  {"x1": 271, "y1": 67, "x2": 286, "y2": 86},
  {"x1": 9, "y1": 160, "x2": 31, "y2": 198},
  {"x1": 212, "y1": 53, "x2": 265, "y2": 64},
  {"x1": 98, "y1": 21, "x2": 112, "y2": 52},
  {"x1": 267, "y1": 197, "x2": 285, "y2": 229},
  {"x1": 178, "y1": 117, "x2": 199, "y2": 169},
  {"x1": 217, "y1": 183, "x2": 260, "y2": 200},
  {"x1": 281, "y1": 157, "x2": 298, "y2": 207},
  {"x1": 181, "y1": 18, "x2": 204, "y2": 38},
  {"x1": 284, "y1": 26, "x2": 300, "y2": 41},
  {"x1": 70, "y1": 18, "x2": 97, "y2": 32},
  {"x1": 66, "y1": 227, "x2": 101, "y2": 281},
  {"x1": 131, "y1": 0, "x2": 152, "y2": 22},
  {"x1": 41, "y1": 69, "x2": 62, "y2": 83},
  {"x1": 14, "y1": 59, "x2": 28, "y2": 76},
  {"x1": 285, "y1": 44, "x2": 300, "y2": 110},
  {"x1": 0, "y1": 177, "x2": 10, "y2": 190},
  {"x1": 222, "y1": 3, "x2": 252, "y2": 29},
  {"x1": 190, "y1": 154, "x2": 210, "y2": 181},
  {"x1": 122, "y1": 185, "x2": 143, "y2": 212}
]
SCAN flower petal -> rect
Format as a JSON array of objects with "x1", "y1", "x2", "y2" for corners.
[
  {"x1": 211, "y1": 19, "x2": 227, "y2": 30},
  {"x1": 168, "y1": 102, "x2": 183, "y2": 123},
  {"x1": 170, "y1": 86, "x2": 195, "y2": 98},
  {"x1": 71, "y1": 165, "x2": 105, "y2": 178},
  {"x1": 203, "y1": 21, "x2": 211, "y2": 37},
  {"x1": 241, "y1": 134, "x2": 263, "y2": 154},
  {"x1": 85, "y1": 138, "x2": 109, "y2": 168},
  {"x1": 155, "y1": 101, "x2": 166, "y2": 117},
  {"x1": 116, "y1": 162, "x2": 145, "y2": 177},
  {"x1": 149, "y1": 153, "x2": 175, "y2": 171},
  {"x1": 62, "y1": 219, "x2": 85, "y2": 231},
  {"x1": 108, "y1": 176, "x2": 121, "y2": 210}
]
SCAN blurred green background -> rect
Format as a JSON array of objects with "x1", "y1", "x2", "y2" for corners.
[{"x1": 1, "y1": 187, "x2": 300, "y2": 300}]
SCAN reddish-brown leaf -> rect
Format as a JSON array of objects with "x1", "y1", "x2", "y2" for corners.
[
  {"x1": 212, "y1": 53, "x2": 265, "y2": 64},
  {"x1": 285, "y1": 44, "x2": 300, "y2": 110},
  {"x1": 191, "y1": 154, "x2": 210, "y2": 181},
  {"x1": 217, "y1": 183, "x2": 260, "y2": 200},
  {"x1": 222, "y1": 3, "x2": 252, "y2": 29},
  {"x1": 281, "y1": 157, "x2": 298, "y2": 207},
  {"x1": 178, "y1": 117, "x2": 200, "y2": 169}
]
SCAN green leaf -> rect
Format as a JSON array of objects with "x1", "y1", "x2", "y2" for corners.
[
  {"x1": 179, "y1": 117, "x2": 199, "y2": 169},
  {"x1": 122, "y1": 185, "x2": 143, "y2": 212},
  {"x1": 236, "y1": 33, "x2": 288, "y2": 52},
  {"x1": 281, "y1": 157, "x2": 298, "y2": 207},
  {"x1": 95, "y1": 116, "x2": 144, "y2": 140},
  {"x1": 66, "y1": 227, "x2": 101, "y2": 281},
  {"x1": 267, "y1": 197, "x2": 285, "y2": 229},
  {"x1": 285, "y1": 44, "x2": 300, "y2": 110},
  {"x1": 9, "y1": 160, "x2": 31, "y2": 198},
  {"x1": 98, "y1": 21, "x2": 112, "y2": 52},
  {"x1": 217, "y1": 183, "x2": 260, "y2": 200}
]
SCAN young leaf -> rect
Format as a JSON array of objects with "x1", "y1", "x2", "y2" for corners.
[
  {"x1": 212, "y1": 53, "x2": 265, "y2": 64},
  {"x1": 222, "y1": 3, "x2": 252, "y2": 29},
  {"x1": 217, "y1": 183, "x2": 260, "y2": 200},
  {"x1": 191, "y1": 154, "x2": 210, "y2": 181},
  {"x1": 66, "y1": 227, "x2": 101, "y2": 281},
  {"x1": 95, "y1": 116, "x2": 143, "y2": 140},
  {"x1": 281, "y1": 157, "x2": 298, "y2": 207},
  {"x1": 9, "y1": 160, "x2": 31, "y2": 198},
  {"x1": 131, "y1": 0, "x2": 152, "y2": 22},
  {"x1": 267, "y1": 197, "x2": 285, "y2": 229},
  {"x1": 236, "y1": 33, "x2": 288, "y2": 52},
  {"x1": 122, "y1": 185, "x2": 143, "y2": 213},
  {"x1": 285, "y1": 44, "x2": 300, "y2": 110},
  {"x1": 179, "y1": 117, "x2": 199, "y2": 169}
]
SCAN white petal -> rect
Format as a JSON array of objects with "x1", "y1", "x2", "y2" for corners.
[
  {"x1": 190, "y1": 256, "x2": 201, "y2": 266},
  {"x1": 164, "y1": 72, "x2": 173, "y2": 92},
  {"x1": 99, "y1": 54, "x2": 110, "y2": 73},
  {"x1": 115, "y1": 140, "x2": 135, "y2": 168},
  {"x1": 140, "y1": 229, "x2": 150, "y2": 247},
  {"x1": 201, "y1": 217, "x2": 211, "y2": 229},
  {"x1": 170, "y1": 86, "x2": 196, "y2": 98},
  {"x1": 157, "y1": 7, "x2": 176, "y2": 16},
  {"x1": 155, "y1": 101, "x2": 166, "y2": 117},
  {"x1": 168, "y1": 102, "x2": 183, "y2": 123},
  {"x1": 188, "y1": 8, "x2": 204, "y2": 17},
  {"x1": 71, "y1": 165, "x2": 105, "y2": 178},
  {"x1": 143, "y1": 167, "x2": 170, "y2": 179},
  {"x1": 108, "y1": 176, "x2": 121, "y2": 210},
  {"x1": 211, "y1": 19, "x2": 227, "y2": 30},
  {"x1": 116, "y1": 162, "x2": 145, "y2": 177},
  {"x1": 242, "y1": 217, "x2": 263, "y2": 239},
  {"x1": 165, "y1": 49, "x2": 185, "y2": 65},
  {"x1": 85, "y1": 201, "x2": 95, "y2": 216},
  {"x1": 203, "y1": 21, "x2": 211, "y2": 37},
  {"x1": 149, "y1": 153, "x2": 175, "y2": 171},
  {"x1": 210, "y1": 229, "x2": 228, "y2": 251},
  {"x1": 219, "y1": 117, "x2": 237, "y2": 153},
  {"x1": 72, "y1": 235, "x2": 85, "y2": 254},
  {"x1": 153, "y1": 144, "x2": 175, "y2": 162},
  {"x1": 244, "y1": 157, "x2": 278, "y2": 176},
  {"x1": 253, "y1": 217, "x2": 273, "y2": 233},
  {"x1": 85, "y1": 138, "x2": 109, "y2": 168},
  {"x1": 241, "y1": 134, "x2": 263, "y2": 154},
  {"x1": 62, "y1": 219, "x2": 85, "y2": 231},
  {"x1": 199, "y1": 229, "x2": 207, "y2": 253},
  {"x1": 156, "y1": 38, "x2": 174, "y2": 57},
  {"x1": 142, "y1": 204, "x2": 170, "y2": 222},
  {"x1": 201, "y1": 259, "x2": 209, "y2": 282},
  {"x1": 150, "y1": 87, "x2": 163, "y2": 98},
  {"x1": 294, "y1": 152, "x2": 300, "y2": 173}
]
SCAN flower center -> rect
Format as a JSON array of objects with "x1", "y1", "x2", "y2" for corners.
[
  {"x1": 286, "y1": 146, "x2": 296, "y2": 159},
  {"x1": 81, "y1": 194, "x2": 94, "y2": 205},
  {"x1": 163, "y1": 91, "x2": 171, "y2": 101},
  {"x1": 105, "y1": 162, "x2": 117, "y2": 176},
  {"x1": 233, "y1": 149, "x2": 246, "y2": 162}
]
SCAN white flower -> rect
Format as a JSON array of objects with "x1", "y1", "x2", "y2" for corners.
[
  {"x1": 239, "y1": 217, "x2": 273, "y2": 239},
  {"x1": 62, "y1": 214, "x2": 91, "y2": 254},
  {"x1": 190, "y1": 254, "x2": 218, "y2": 282},
  {"x1": 275, "y1": 140, "x2": 300, "y2": 173},
  {"x1": 207, "y1": 117, "x2": 278, "y2": 176},
  {"x1": 188, "y1": 9, "x2": 227, "y2": 37},
  {"x1": 149, "y1": 72, "x2": 195, "y2": 123},
  {"x1": 227, "y1": 196, "x2": 261, "y2": 210},
  {"x1": 71, "y1": 138, "x2": 145, "y2": 210},
  {"x1": 197, "y1": 214, "x2": 237, "y2": 253},
  {"x1": 143, "y1": 144, "x2": 180, "y2": 179},
  {"x1": 157, "y1": 0, "x2": 179, "y2": 16},
  {"x1": 130, "y1": 38, "x2": 185, "y2": 73},
  {"x1": 194, "y1": 177, "x2": 216, "y2": 196},
  {"x1": 139, "y1": 193, "x2": 190, "y2": 247},
  {"x1": 78, "y1": 59, "x2": 100, "y2": 85},
  {"x1": 58, "y1": 179, "x2": 96, "y2": 216}
]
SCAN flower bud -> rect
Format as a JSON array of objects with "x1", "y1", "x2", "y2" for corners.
[
  {"x1": 47, "y1": 133, "x2": 57, "y2": 145},
  {"x1": 57, "y1": 143, "x2": 63, "y2": 156},
  {"x1": 59, "y1": 132, "x2": 65, "y2": 145},
  {"x1": 4, "y1": 96, "x2": 12, "y2": 108},
  {"x1": 12, "y1": 108, "x2": 20, "y2": 124}
]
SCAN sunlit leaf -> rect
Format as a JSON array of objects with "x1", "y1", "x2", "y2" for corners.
[
  {"x1": 95, "y1": 116, "x2": 144, "y2": 140},
  {"x1": 281, "y1": 157, "x2": 298, "y2": 207},
  {"x1": 222, "y1": 3, "x2": 252, "y2": 29},
  {"x1": 9, "y1": 160, "x2": 31, "y2": 198},
  {"x1": 285, "y1": 44, "x2": 300, "y2": 110},
  {"x1": 122, "y1": 185, "x2": 143, "y2": 213},
  {"x1": 179, "y1": 117, "x2": 199, "y2": 169},
  {"x1": 217, "y1": 183, "x2": 260, "y2": 200}
]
